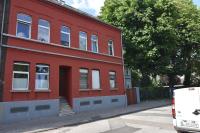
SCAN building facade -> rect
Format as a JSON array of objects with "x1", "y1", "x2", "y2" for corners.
[{"x1": 0, "y1": 0, "x2": 126, "y2": 123}]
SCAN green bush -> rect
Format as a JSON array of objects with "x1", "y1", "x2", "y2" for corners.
[{"x1": 140, "y1": 86, "x2": 170, "y2": 101}]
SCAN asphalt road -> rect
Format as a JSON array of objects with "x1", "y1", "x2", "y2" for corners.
[{"x1": 42, "y1": 105, "x2": 176, "y2": 133}]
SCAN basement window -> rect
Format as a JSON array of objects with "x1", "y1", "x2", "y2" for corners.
[{"x1": 16, "y1": 13, "x2": 32, "y2": 39}]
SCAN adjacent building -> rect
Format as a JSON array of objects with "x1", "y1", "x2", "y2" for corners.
[{"x1": 0, "y1": 0, "x2": 126, "y2": 123}]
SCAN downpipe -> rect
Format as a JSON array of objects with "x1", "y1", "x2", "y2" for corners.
[{"x1": 0, "y1": 0, "x2": 7, "y2": 100}]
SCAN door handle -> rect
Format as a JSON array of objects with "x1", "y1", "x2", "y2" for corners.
[{"x1": 193, "y1": 109, "x2": 200, "y2": 115}]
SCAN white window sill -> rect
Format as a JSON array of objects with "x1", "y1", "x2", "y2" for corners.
[
  {"x1": 35, "y1": 90, "x2": 51, "y2": 92},
  {"x1": 10, "y1": 90, "x2": 31, "y2": 93}
]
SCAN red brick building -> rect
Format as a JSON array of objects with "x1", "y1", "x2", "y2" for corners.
[{"x1": 0, "y1": 0, "x2": 126, "y2": 123}]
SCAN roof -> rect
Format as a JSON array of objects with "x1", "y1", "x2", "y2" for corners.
[{"x1": 45, "y1": 0, "x2": 121, "y2": 31}]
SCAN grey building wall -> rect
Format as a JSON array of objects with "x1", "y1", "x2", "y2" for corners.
[
  {"x1": 73, "y1": 95, "x2": 126, "y2": 112},
  {"x1": 0, "y1": 99, "x2": 59, "y2": 123}
]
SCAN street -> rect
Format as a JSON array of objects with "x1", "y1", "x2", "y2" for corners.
[{"x1": 41, "y1": 106, "x2": 176, "y2": 133}]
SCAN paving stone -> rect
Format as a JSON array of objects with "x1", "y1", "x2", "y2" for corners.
[{"x1": 103, "y1": 126, "x2": 140, "y2": 133}]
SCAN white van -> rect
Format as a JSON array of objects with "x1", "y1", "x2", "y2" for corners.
[{"x1": 172, "y1": 87, "x2": 200, "y2": 133}]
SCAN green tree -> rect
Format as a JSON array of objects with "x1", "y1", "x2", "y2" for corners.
[
  {"x1": 175, "y1": 0, "x2": 200, "y2": 86},
  {"x1": 100, "y1": 0, "x2": 200, "y2": 87}
]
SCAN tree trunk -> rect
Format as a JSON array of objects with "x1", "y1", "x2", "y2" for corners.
[
  {"x1": 141, "y1": 72, "x2": 150, "y2": 87},
  {"x1": 184, "y1": 45, "x2": 192, "y2": 87},
  {"x1": 168, "y1": 74, "x2": 176, "y2": 99}
]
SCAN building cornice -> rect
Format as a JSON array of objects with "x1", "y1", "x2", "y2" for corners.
[{"x1": 3, "y1": 33, "x2": 123, "y2": 59}]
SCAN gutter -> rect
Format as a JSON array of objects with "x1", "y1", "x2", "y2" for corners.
[
  {"x1": 0, "y1": 0, "x2": 6, "y2": 44},
  {"x1": 0, "y1": 0, "x2": 6, "y2": 88},
  {"x1": 0, "y1": 0, "x2": 6, "y2": 46}
]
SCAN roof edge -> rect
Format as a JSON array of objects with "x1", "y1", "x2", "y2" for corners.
[{"x1": 45, "y1": 0, "x2": 121, "y2": 31}]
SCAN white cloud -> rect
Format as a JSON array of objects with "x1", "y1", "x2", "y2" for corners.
[{"x1": 64, "y1": 0, "x2": 105, "y2": 16}]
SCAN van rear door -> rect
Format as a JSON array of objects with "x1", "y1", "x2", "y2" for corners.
[{"x1": 174, "y1": 87, "x2": 200, "y2": 131}]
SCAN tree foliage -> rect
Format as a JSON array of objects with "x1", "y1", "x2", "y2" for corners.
[{"x1": 100, "y1": 0, "x2": 200, "y2": 86}]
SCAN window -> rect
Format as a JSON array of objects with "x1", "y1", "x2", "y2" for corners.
[
  {"x1": 16, "y1": 13, "x2": 32, "y2": 38},
  {"x1": 12, "y1": 62, "x2": 29, "y2": 90},
  {"x1": 108, "y1": 40, "x2": 114, "y2": 56},
  {"x1": 91, "y1": 35, "x2": 98, "y2": 53},
  {"x1": 125, "y1": 69, "x2": 131, "y2": 76},
  {"x1": 92, "y1": 70, "x2": 100, "y2": 89},
  {"x1": 38, "y1": 19, "x2": 50, "y2": 42},
  {"x1": 61, "y1": 26, "x2": 70, "y2": 47},
  {"x1": 79, "y1": 31, "x2": 87, "y2": 50},
  {"x1": 35, "y1": 64, "x2": 49, "y2": 90},
  {"x1": 109, "y1": 71, "x2": 116, "y2": 89},
  {"x1": 80, "y1": 69, "x2": 88, "y2": 89}
]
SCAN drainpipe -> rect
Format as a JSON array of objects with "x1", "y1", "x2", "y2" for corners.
[
  {"x1": 0, "y1": 0, "x2": 7, "y2": 101},
  {"x1": 120, "y1": 31, "x2": 127, "y2": 109},
  {"x1": 1, "y1": 0, "x2": 6, "y2": 44}
]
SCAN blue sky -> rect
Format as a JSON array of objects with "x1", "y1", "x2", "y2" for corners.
[
  {"x1": 64, "y1": 0, "x2": 105, "y2": 16},
  {"x1": 193, "y1": 0, "x2": 200, "y2": 6},
  {"x1": 65, "y1": 0, "x2": 200, "y2": 16}
]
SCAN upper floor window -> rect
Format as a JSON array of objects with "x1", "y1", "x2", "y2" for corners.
[
  {"x1": 12, "y1": 62, "x2": 29, "y2": 90},
  {"x1": 61, "y1": 26, "x2": 70, "y2": 47},
  {"x1": 79, "y1": 31, "x2": 87, "y2": 51},
  {"x1": 108, "y1": 40, "x2": 114, "y2": 56},
  {"x1": 16, "y1": 13, "x2": 32, "y2": 39},
  {"x1": 38, "y1": 19, "x2": 50, "y2": 43},
  {"x1": 91, "y1": 35, "x2": 98, "y2": 53}
]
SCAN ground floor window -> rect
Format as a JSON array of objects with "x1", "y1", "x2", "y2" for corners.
[
  {"x1": 80, "y1": 69, "x2": 88, "y2": 89},
  {"x1": 35, "y1": 64, "x2": 49, "y2": 90},
  {"x1": 109, "y1": 71, "x2": 117, "y2": 89},
  {"x1": 92, "y1": 70, "x2": 100, "y2": 89},
  {"x1": 12, "y1": 62, "x2": 29, "y2": 90}
]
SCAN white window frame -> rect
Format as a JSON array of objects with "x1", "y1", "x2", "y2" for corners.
[
  {"x1": 79, "y1": 31, "x2": 87, "y2": 51},
  {"x1": 108, "y1": 40, "x2": 114, "y2": 56},
  {"x1": 109, "y1": 71, "x2": 117, "y2": 89},
  {"x1": 92, "y1": 70, "x2": 100, "y2": 90},
  {"x1": 12, "y1": 62, "x2": 29, "y2": 91},
  {"x1": 91, "y1": 35, "x2": 99, "y2": 53},
  {"x1": 35, "y1": 64, "x2": 49, "y2": 90},
  {"x1": 38, "y1": 19, "x2": 50, "y2": 43},
  {"x1": 61, "y1": 26, "x2": 71, "y2": 47},
  {"x1": 16, "y1": 13, "x2": 32, "y2": 39},
  {"x1": 80, "y1": 69, "x2": 89, "y2": 89}
]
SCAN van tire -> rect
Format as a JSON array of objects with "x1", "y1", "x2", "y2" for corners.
[{"x1": 177, "y1": 131, "x2": 188, "y2": 133}]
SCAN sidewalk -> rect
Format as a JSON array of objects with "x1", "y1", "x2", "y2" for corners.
[{"x1": 0, "y1": 99, "x2": 171, "y2": 133}]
